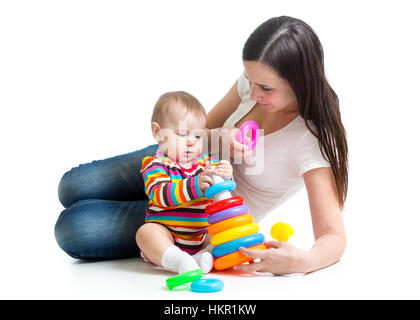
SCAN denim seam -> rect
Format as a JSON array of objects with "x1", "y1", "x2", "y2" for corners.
[{"x1": 66, "y1": 199, "x2": 104, "y2": 211}]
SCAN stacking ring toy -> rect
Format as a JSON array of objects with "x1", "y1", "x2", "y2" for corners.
[
  {"x1": 212, "y1": 233, "x2": 265, "y2": 258},
  {"x1": 205, "y1": 196, "x2": 244, "y2": 215},
  {"x1": 204, "y1": 180, "x2": 236, "y2": 199},
  {"x1": 166, "y1": 269, "x2": 203, "y2": 290},
  {"x1": 214, "y1": 243, "x2": 268, "y2": 271},
  {"x1": 208, "y1": 204, "x2": 249, "y2": 225},
  {"x1": 190, "y1": 278, "x2": 224, "y2": 293},
  {"x1": 202, "y1": 121, "x2": 267, "y2": 271},
  {"x1": 236, "y1": 120, "x2": 260, "y2": 151},
  {"x1": 208, "y1": 214, "x2": 253, "y2": 235},
  {"x1": 210, "y1": 223, "x2": 259, "y2": 246}
]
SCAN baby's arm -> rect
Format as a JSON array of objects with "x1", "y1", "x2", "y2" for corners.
[{"x1": 141, "y1": 156, "x2": 204, "y2": 207}]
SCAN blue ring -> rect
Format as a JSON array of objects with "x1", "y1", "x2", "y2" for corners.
[
  {"x1": 212, "y1": 233, "x2": 265, "y2": 258},
  {"x1": 190, "y1": 278, "x2": 224, "y2": 293},
  {"x1": 205, "y1": 180, "x2": 236, "y2": 199}
]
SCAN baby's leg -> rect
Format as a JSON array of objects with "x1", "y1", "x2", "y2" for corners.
[
  {"x1": 191, "y1": 234, "x2": 214, "y2": 273},
  {"x1": 192, "y1": 244, "x2": 214, "y2": 273},
  {"x1": 136, "y1": 222, "x2": 174, "y2": 265},
  {"x1": 136, "y1": 223, "x2": 200, "y2": 274}
]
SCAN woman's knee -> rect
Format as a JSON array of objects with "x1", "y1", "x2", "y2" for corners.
[
  {"x1": 57, "y1": 169, "x2": 79, "y2": 208},
  {"x1": 57, "y1": 159, "x2": 118, "y2": 208},
  {"x1": 57, "y1": 145, "x2": 159, "y2": 208},
  {"x1": 57, "y1": 160, "x2": 110, "y2": 208},
  {"x1": 54, "y1": 199, "x2": 148, "y2": 260},
  {"x1": 54, "y1": 200, "x2": 99, "y2": 259}
]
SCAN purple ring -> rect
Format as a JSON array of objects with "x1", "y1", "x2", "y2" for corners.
[{"x1": 208, "y1": 204, "x2": 249, "y2": 224}]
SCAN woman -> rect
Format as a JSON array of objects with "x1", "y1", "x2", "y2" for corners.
[{"x1": 55, "y1": 16, "x2": 348, "y2": 275}]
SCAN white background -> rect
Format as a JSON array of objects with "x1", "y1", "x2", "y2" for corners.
[{"x1": 1, "y1": 0, "x2": 419, "y2": 299}]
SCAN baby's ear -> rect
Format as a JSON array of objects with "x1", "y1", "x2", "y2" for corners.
[{"x1": 151, "y1": 122, "x2": 161, "y2": 141}]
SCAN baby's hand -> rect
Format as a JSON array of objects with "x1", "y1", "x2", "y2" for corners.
[
  {"x1": 213, "y1": 160, "x2": 233, "y2": 180},
  {"x1": 199, "y1": 161, "x2": 214, "y2": 192}
]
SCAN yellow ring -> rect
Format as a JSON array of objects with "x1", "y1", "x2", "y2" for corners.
[
  {"x1": 208, "y1": 214, "x2": 253, "y2": 235},
  {"x1": 210, "y1": 223, "x2": 259, "y2": 246}
]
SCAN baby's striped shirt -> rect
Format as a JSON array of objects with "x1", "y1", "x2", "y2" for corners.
[{"x1": 141, "y1": 151, "x2": 217, "y2": 254}]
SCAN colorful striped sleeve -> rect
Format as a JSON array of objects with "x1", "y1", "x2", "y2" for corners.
[{"x1": 141, "y1": 156, "x2": 204, "y2": 208}]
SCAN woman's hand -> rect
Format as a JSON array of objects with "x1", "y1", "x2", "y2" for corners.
[
  {"x1": 213, "y1": 160, "x2": 233, "y2": 180},
  {"x1": 221, "y1": 127, "x2": 254, "y2": 161},
  {"x1": 233, "y1": 241, "x2": 312, "y2": 275}
]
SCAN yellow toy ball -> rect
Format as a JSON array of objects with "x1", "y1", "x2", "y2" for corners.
[{"x1": 270, "y1": 222, "x2": 294, "y2": 242}]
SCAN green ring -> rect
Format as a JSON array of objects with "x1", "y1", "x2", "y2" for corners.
[{"x1": 166, "y1": 269, "x2": 204, "y2": 290}]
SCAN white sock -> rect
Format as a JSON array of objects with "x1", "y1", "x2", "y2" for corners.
[
  {"x1": 161, "y1": 245, "x2": 200, "y2": 274},
  {"x1": 192, "y1": 244, "x2": 214, "y2": 273}
]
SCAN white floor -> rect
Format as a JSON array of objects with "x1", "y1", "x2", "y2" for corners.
[{"x1": 2, "y1": 187, "x2": 420, "y2": 300}]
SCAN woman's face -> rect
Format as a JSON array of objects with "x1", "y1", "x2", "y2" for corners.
[{"x1": 243, "y1": 60, "x2": 298, "y2": 114}]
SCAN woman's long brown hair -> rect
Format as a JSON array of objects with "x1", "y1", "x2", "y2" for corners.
[{"x1": 243, "y1": 16, "x2": 348, "y2": 208}]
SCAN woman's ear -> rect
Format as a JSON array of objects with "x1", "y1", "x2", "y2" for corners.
[{"x1": 151, "y1": 122, "x2": 161, "y2": 142}]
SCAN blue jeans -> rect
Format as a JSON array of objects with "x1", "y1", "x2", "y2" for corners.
[{"x1": 54, "y1": 144, "x2": 159, "y2": 260}]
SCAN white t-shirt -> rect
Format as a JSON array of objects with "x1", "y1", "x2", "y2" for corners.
[{"x1": 223, "y1": 72, "x2": 331, "y2": 222}]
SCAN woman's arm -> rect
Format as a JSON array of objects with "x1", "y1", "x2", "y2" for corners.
[
  {"x1": 205, "y1": 80, "x2": 241, "y2": 154},
  {"x1": 206, "y1": 80, "x2": 241, "y2": 129},
  {"x1": 235, "y1": 167, "x2": 346, "y2": 275},
  {"x1": 302, "y1": 166, "x2": 346, "y2": 272},
  {"x1": 205, "y1": 80, "x2": 252, "y2": 159}
]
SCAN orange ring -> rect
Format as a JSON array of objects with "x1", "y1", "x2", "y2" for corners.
[
  {"x1": 205, "y1": 196, "x2": 244, "y2": 215},
  {"x1": 213, "y1": 243, "x2": 268, "y2": 271},
  {"x1": 208, "y1": 214, "x2": 253, "y2": 235}
]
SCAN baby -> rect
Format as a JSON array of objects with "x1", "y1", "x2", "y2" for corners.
[{"x1": 136, "y1": 91, "x2": 233, "y2": 274}]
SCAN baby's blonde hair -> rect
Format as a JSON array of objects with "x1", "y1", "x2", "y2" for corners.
[{"x1": 151, "y1": 91, "x2": 206, "y2": 125}]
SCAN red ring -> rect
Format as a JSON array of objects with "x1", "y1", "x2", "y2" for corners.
[{"x1": 205, "y1": 196, "x2": 244, "y2": 215}]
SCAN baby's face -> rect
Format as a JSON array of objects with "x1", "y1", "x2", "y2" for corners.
[{"x1": 156, "y1": 109, "x2": 206, "y2": 164}]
